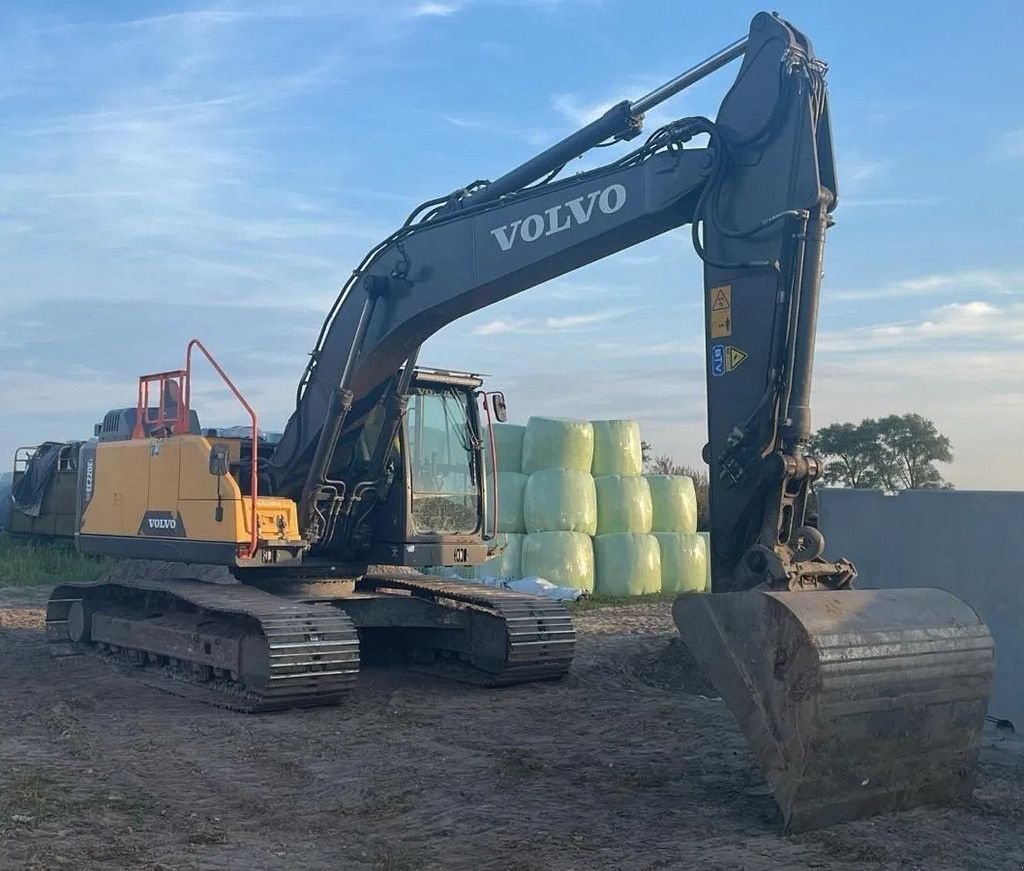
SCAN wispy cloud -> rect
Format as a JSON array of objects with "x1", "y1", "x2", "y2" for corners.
[
  {"x1": 820, "y1": 299, "x2": 1024, "y2": 353},
  {"x1": 443, "y1": 113, "x2": 550, "y2": 146},
  {"x1": 411, "y1": 1, "x2": 465, "y2": 16},
  {"x1": 472, "y1": 318, "x2": 530, "y2": 335},
  {"x1": 469, "y1": 306, "x2": 635, "y2": 335},
  {"x1": 544, "y1": 307, "x2": 634, "y2": 328},
  {"x1": 830, "y1": 269, "x2": 1023, "y2": 302}
]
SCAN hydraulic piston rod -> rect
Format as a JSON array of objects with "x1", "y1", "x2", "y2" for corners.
[{"x1": 461, "y1": 34, "x2": 748, "y2": 208}]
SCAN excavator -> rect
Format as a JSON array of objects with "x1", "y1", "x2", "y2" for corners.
[{"x1": 43, "y1": 12, "x2": 994, "y2": 832}]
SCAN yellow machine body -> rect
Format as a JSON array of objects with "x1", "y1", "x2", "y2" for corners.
[{"x1": 77, "y1": 434, "x2": 302, "y2": 565}]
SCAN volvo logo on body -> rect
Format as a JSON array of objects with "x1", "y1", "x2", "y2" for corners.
[
  {"x1": 138, "y1": 510, "x2": 187, "y2": 538},
  {"x1": 489, "y1": 183, "x2": 627, "y2": 252}
]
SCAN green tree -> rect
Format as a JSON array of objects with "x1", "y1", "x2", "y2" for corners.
[
  {"x1": 872, "y1": 413, "x2": 953, "y2": 490},
  {"x1": 808, "y1": 421, "x2": 883, "y2": 488},
  {"x1": 810, "y1": 414, "x2": 953, "y2": 490}
]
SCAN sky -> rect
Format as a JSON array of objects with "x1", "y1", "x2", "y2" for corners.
[{"x1": 1, "y1": 0, "x2": 1023, "y2": 489}]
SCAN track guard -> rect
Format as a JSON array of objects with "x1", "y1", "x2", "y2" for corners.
[{"x1": 673, "y1": 587, "x2": 994, "y2": 832}]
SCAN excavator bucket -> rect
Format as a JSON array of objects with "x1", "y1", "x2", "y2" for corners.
[{"x1": 673, "y1": 587, "x2": 994, "y2": 832}]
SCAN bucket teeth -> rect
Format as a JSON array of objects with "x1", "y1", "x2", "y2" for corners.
[{"x1": 673, "y1": 587, "x2": 994, "y2": 832}]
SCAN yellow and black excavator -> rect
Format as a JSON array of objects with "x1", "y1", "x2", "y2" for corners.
[{"x1": 44, "y1": 12, "x2": 994, "y2": 832}]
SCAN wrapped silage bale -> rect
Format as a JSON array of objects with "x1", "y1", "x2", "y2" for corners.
[
  {"x1": 591, "y1": 420, "x2": 643, "y2": 477},
  {"x1": 594, "y1": 475, "x2": 653, "y2": 535},
  {"x1": 495, "y1": 471, "x2": 528, "y2": 533},
  {"x1": 523, "y1": 468, "x2": 597, "y2": 535},
  {"x1": 655, "y1": 532, "x2": 708, "y2": 594},
  {"x1": 699, "y1": 531, "x2": 712, "y2": 591},
  {"x1": 521, "y1": 417, "x2": 594, "y2": 474},
  {"x1": 646, "y1": 475, "x2": 698, "y2": 534},
  {"x1": 593, "y1": 533, "x2": 662, "y2": 596},
  {"x1": 474, "y1": 532, "x2": 524, "y2": 579},
  {"x1": 485, "y1": 423, "x2": 526, "y2": 474},
  {"x1": 521, "y1": 531, "x2": 594, "y2": 592}
]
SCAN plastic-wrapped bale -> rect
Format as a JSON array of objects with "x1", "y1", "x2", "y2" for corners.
[
  {"x1": 594, "y1": 475, "x2": 652, "y2": 535},
  {"x1": 591, "y1": 420, "x2": 643, "y2": 477},
  {"x1": 593, "y1": 533, "x2": 661, "y2": 596},
  {"x1": 645, "y1": 475, "x2": 698, "y2": 533},
  {"x1": 474, "y1": 533, "x2": 524, "y2": 579},
  {"x1": 523, "y1": 469, "x2": 597, "y2": 535},
  {"x1": 495, "y1": 472, "x2": 528, "y2": 533},
  {"x1": 484, "y1": 423, "x2": 526, "y2": 474},
  {"x1": 521, "y1": 417, "x2": 594, "y2": 474},
  {"x1": 655, "y1": 532, "x2": 708, "y2": 594},
  {"x1": 699, "y1": 531, "x2": 712, "y2": 590},
  {"x1": 521, "y1": 531, "x2": 594, "y2": 592}
]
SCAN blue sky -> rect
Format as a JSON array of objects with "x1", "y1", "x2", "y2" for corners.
[{"x1": 1, "y1": 0, "x2": 1022, "y2": 488}]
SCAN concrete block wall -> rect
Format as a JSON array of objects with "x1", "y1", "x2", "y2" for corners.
[{"x1": 819, "y1": 488, "x2": 1023, "y2": 729}]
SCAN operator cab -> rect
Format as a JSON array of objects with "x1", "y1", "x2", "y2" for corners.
[{"x1": 355, "y1": 366, "x2": 499, "y2": 568}]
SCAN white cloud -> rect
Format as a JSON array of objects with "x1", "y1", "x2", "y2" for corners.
[
  {"x1": 820, "y1": 299, "x2": 1024, "y2": 353},
  {"x1": 843, "y1": 154, "x2": 891, "y2": 187},
  {"x1": 472, "y1": 318, "x2": 529, "y2": 335},
  {"x1": 469, "y1": 306, "x2": 634, "y2": 335},
  {"x1": 443, "y1": 113, "x2": 551, "y2": 146},
  {"x1": 411, "y1": 1, "x2": 464, "y2": 16},
  {"x1": 544, "y1": 307, "x2": 634, "y2": 329},
  {"x1": 830, "y1": 269, "x2": 1023, "y2": 302}
]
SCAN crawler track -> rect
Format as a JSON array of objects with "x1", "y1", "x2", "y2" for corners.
[
  {"x1": 359, "y1": 572, "x2": 576, "y2": 685},
  {"x1": 46, "y1": 578, "x2": 360, "y2": 712}
]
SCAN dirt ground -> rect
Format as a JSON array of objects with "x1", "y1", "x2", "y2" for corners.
[{"x1": 1, "y1": 586, "x2": 1022, "y2": 871}]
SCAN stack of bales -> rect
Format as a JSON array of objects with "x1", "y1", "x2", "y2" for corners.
[
  {"x1": 646, "y1": 474, "x2": 707, "y2": 593},
  {"x1": 476, "y1": 418, "x2": 707, "y2": 596},
  {"x1": 591, "y1": 420, "x2": 659, "y2": 596},
  {"x1": 520, "y1": 418, "x2": 596, "y2": 592}
]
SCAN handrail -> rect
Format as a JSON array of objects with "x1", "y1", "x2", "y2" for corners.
[
  {"x1": 479, "y1": 392, "x2": 499, "y2": 543},
  {"x1": 185, "y1": 338, "x2": 260, "y2": 559}
]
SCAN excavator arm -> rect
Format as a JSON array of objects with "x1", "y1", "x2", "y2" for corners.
[
  {"x1": 270, "y1": 12, "x2": 845, "y2": 595},
  {"x1": 262, "y1": 11, "x2": 994, "y2": 832}
]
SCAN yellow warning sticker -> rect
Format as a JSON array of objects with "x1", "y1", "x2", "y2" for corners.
[
  {"x1": 710, "y1": 284, "x2": 731, "y2": 311},
  {"x1": 725, "y1": 346, "x2": 748, "y2": 372},
  {"x1": 711, "y1": 309, "x2": 731, "y2": 338}
]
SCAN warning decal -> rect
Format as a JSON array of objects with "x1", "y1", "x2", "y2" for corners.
[
  {"x1": 711, "y1": 344, "x2": 748, "y2": 377},
  {"x1": 709, "y1": 284, "x2": 732, "y2": 338},
  {"x1": 711, "y1": 309, "x2": 731, "y2": 339},
  {"x1": 726, "y1": 346, "x2": 747, "y2": 371}
]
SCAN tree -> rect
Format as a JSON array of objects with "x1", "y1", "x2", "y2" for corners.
[
  {"x1": 641, "y1": 440, "x2": 653, "y2": 466},
  {"x1": 808, "y1": 421, "x2": 883, "y2": 488},
  {"x1": 872, "y1": 413, "x2": 953, "y2": 490},
  {"x1": 809, "y1": 413, "x2": 953, "y2": 490}
]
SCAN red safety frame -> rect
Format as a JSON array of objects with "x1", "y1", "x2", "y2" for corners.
[{"x1": 132, "y1": 339, "x2": 260, "y2": 559}]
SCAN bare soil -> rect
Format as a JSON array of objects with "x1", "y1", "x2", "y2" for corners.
[{"x1": 1, "y1": 586, "x2": 1022, "y2": 871}]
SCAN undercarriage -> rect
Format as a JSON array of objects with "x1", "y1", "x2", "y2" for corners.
[{"x1": 46, "y1": 569, "x2": 576, "y2": 711}]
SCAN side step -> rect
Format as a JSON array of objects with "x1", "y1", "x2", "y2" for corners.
[
  {"x1": 673, "y1": 587, "x2": 994, "y2": 832},
  {"x1": 354, "y1": 572, "x2": 576, "y2": 685},
  {"x1": 46, "y1": 578, "x2": 360, "y2": 712}
]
